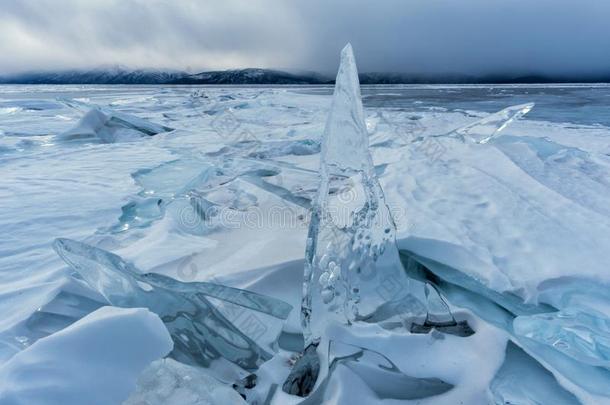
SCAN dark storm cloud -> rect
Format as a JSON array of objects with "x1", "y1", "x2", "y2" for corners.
[
  {"x1": 298, "y1": 0, "x2": 610, "y2": 77},
  {"x1": 1, "y1": 0, "x2": 610, "y2": 78},
  {"x1": 0, "y1": 0, "x2": 309, "y2": 73}
]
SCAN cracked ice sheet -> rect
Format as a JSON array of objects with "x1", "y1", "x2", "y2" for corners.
[
  {"x1": 0, "y1": 137, "x2": 177, "y2": 361},
  {"x1": 0, "y1": 87, "x2": 326, "y2": 373},
  {"x1": 2, "y1": 84, "x2": 610, "y2": 402},
  {"x1": 112, "y1": 177, "x2": 310, "y2": 279}
]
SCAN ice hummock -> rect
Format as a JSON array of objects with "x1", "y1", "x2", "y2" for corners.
[
  {"x1": 58, "y1": 98, "x2": 173, "y2": 143},
  {"x1": 52, "y1": 238, "x2": 292, "y2": 383},
  {"x1": 0, "y1": 306, "x2": 172, "y2": 405}
]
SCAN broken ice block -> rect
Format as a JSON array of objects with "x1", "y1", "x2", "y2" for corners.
[
  {"x1": 53, "y1": 238, "x2": 291, "y2": 382},
  {"x1": 298, "y1": 341, "x2": 453, "y2": 403},
  {"x1": 453, "y1": 103, "x2": 534, "y2": 144},
  {"x1": 282, "y1": 344, "x2": 320, "y2": 397},
  {"x1": 514, "y1": 310, "x2": 610, "y2": 368},
  {"x1": 489, "y1": 342, "x2": 579, "y2": 405},
  {"x1": 58, "y1": 98, "x2": 172, "y2": 143},
  {"x1": 410, "y1": 283, "x2": 475, "y2": 337},
  {"x1": 514, "y1": 278, "x2": 610, "y2": 368}
]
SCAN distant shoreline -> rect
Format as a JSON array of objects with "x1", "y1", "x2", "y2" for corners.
[
  {"x1": 3, "y1": 67, "x2": 610, "y2": 86},
  {"x1": 2, "y1": 82, "x2": 610, "y2": 87}
]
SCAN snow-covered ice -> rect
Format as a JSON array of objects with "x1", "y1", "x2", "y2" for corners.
[
  {"x1": 125, "y1": 358, "x2": 246, "y2": 405},
  {"x1": 1, "y1": 53, "x2": 610, "y2": 403},
  {"x1": 0, "y1": 306, "x2": 172, "y2": 405}
]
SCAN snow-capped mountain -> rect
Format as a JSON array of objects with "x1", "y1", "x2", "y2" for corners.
[
  {"x1": 0, "y1": 67, "x2": 187, "y2": 85},
  {"x1": 170, "y1": 68, "x2": 330, "y2": 85},
  {"x1": 2, "y1": 67, "x2": 602, "y2": 85},
  {"x1": 0, "y1": 67, "x2": 330, "y2": 85}
]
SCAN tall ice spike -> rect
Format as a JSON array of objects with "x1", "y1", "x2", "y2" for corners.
[
  {"x1": 301, "y1": 44, "x2": 411, "y2": 346},
  {"x1": 318, "y1": 44, "x2": 372, "y2": 176},
  {"x1": 286, "y1": 44, "x2": 462, "y2": 398}
]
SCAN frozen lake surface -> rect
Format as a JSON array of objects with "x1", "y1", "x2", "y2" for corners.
[{"x1": 1, "y1": 84, "x2": 609, "y2": 404}]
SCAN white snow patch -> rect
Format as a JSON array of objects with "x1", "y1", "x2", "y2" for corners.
[{"x1": 0, "y1": 306, "x2": 172, "y2": 405}]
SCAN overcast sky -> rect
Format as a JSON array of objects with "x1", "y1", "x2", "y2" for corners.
[{"x1": 2, "y1": 0, "x2": 610, "y2": 78}]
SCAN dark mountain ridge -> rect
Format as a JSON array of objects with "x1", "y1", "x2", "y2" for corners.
[{"x1": 1, "y1": 67, "x2": 608, "y2": 85}]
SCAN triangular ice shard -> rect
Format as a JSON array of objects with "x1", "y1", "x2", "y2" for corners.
[
  {"x1": 319, "y1": 44, "x2": 372, "y2": 175},
  {"x1": 53, "y1": 238, "x2": 291, "y2": 382},
  {"x1": 453, "y1": 102, "x2": 534, "y2": 144},
  {"x1": 58, "y1": 98, "x2": 173, "y2": 143}
]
